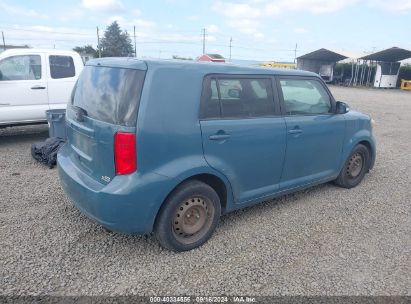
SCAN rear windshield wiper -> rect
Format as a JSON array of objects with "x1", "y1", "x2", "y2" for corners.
[{"x1": 71, "y1": 106, "x2": 88, "y2": 122}]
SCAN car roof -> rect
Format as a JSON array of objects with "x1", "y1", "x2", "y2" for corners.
[
  {"x1": 86, "y1": 57, "x2": 318, "y2": 77},
  {"x1": 1, "y1": 48, "x2": 79, "y2": 56}
]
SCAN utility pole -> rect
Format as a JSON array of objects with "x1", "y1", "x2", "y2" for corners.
[
  {"x1": 97, "y1": 26, "x2": 101, "y2": 58},
  {"x1": 202, "y1": 28, "x2": 206, "y2": 54},
  {"x1": 229, "y1": 37, "x2": 232, "y2": 62},
  {"x1": 294, "y1": 43, "x2": 298, "y2": 64},
  {"x1": 133, "y1": 25, "x2": 137, "y2": 57},
  {"x1": 2, "y1": 31, "x2": 5, "y2": 50}
]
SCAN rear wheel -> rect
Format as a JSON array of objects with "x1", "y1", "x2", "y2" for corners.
[
  {"x1": 154, "y1": 180, "x2": 221, "y2": 252},
  {"x1": 335, "y1": 144, "x2": 370, "y2": 188}
]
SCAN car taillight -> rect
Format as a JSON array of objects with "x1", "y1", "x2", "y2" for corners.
[{"x1": 114, "y1": 132, "x2": 136, "y2": 175}]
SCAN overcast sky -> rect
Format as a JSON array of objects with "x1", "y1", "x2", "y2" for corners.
[{"x1": 1, "y1": 0, "x2": 411, "y2": 62}]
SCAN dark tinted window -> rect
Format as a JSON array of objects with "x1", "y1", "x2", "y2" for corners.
[
  {"x1": 201, "y1": 78, "x2": 221, "y2": 118},
  {"x1": 380, "y1": 62, "x2": 400, "y2": 75},
  {"x1": 279, "y1": 79, "x2": 331, "y2": 115},
  {"x1": 201, "y1": 77, "x2": 275, "y2": 119},
  {"x1": 0, "y1": 55, "x2": 41, "y2": 81},
  {"x1": 70, "y1": 66, "x2": 145, "y2": 126},
  {"x1": 49, "y1": 55, "x2": 75, "y2": 79}
]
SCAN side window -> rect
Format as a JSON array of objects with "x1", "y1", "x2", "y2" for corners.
[
  {"x1": 210, "y1": 79, "x2": 218, "y2": 100},
  {"x1": 49, "y1": 55, "x2": 75, "y2": 79},
  {"x1": 219, "y1": 78, "x2": 274, "y2": 118},
  {"x1": 279, "y1": 79, "x2": 332, "y2": 115},
  {"x1": 250, "y1": 80, "x2": 268, "y2": 98},
  {"x1": 219, "y1": 79, "x2": 242, "y2": 100},
  {"x1": 201, "y1": 77, "x2": 276, "y2": 119},
  {"x1": 201, "y1": 78, "x2": 221, "y2": 119},
  {"x1": 0, "y1": 55, "x2": 42, "y2": 81}
]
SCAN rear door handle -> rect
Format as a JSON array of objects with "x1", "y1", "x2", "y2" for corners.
[
  {"x1": 31, "y1": 86, "x2": 46, "y2": 90},
  {"x1": 288, "y1": 129, "x2": 303, "y2": 135},
  {"x1": 209, "y1": 134, "x2": 231, "y2": 140}
]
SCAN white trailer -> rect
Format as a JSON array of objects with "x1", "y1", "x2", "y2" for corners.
[
  {"x1": 373, "y1": 62, "x2": 401, "y2": 88},
  {"x1": 360, "y1": 47, "x2": 411, "y2": 89}
]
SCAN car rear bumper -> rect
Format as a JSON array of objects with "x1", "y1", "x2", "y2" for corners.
[{"x1": 57, "y1": 144, "x2": 170, "y2": 234}]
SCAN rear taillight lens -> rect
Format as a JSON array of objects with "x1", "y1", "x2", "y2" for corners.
[{"x1": 114, "y1": 132, "x2": 136, "y2": 175}]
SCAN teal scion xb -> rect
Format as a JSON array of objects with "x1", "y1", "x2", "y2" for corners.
[{"x1": 58, "y1": 58, "x2": 376, "y2": 251}]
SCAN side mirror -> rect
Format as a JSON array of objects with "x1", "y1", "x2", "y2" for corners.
[{"x1": 336, "y1": 101, "x2": 349, "y2": 114}]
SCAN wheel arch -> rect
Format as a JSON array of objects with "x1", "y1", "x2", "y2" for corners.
[
  {"x1": 161, "y1": 172, "x2": 229, "y2": 213},
  {"x1": 153, "y1": 172, "x2": 233, "y2": 232},
  {"x1": 341, "y1": 130, "x2": 376, "y2": 172},
  {"x1": 355, "y1": 139, "x2": 376, "y2": 170},
  {"x1": 187, "y1": 173, "x2": 228, "y2": 213}
]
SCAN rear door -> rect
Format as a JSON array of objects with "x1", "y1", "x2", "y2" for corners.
[
  {"x1": 0, "y1": 53, "x2": 48, "y2": 123},
  {"x1": 277, "y1": 77, "x2": 345, "y2": 189},
  {"x1": 200, "y1": 75, "x2": 286, "y2": 204},
  {"x1": 66, "y1": 64, "x2": 146, "y2": 184}
]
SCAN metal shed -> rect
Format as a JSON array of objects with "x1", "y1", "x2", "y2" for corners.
[
  {"x1": 297, "y1": 48, "x2": 348, "y2": 83},
  {"x1": 359, "y1": 47, "x2": 411, "y2": 88}
]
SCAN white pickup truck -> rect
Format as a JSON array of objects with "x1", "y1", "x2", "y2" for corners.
[{"x1": 0, "y1": 48, "x2": 84, "y2": 127}]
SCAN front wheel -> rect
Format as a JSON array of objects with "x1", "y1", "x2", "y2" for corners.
[
  {"x1": 334, "y1": 144, "x2": 370, "y2": 189},
  {"x1": 154, "y1": 180, "x2": 221, "y2": 252}
]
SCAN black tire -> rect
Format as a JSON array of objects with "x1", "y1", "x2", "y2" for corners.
[
  {"x1": 154, "y1": 180, "x2": 221, "y2": 252},
  {"x1": 334, "y1": 144, "x2": 370, "y2": 189}
]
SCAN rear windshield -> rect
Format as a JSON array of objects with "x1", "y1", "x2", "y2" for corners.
[{"x1": 71, "y1": 65, "x2": 145, "y2": 126}]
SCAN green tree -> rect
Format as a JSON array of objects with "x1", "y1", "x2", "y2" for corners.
[
  {"x1": 100, "y1": 21, "x2": 134, "y2": 57},
  {"x1": 73, "y1": 45, "x2": 98, "y2": 58}
]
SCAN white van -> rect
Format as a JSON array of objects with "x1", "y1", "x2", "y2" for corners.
[{"x1": 0, "y1": 49, "x2": 84, "y2": 126}]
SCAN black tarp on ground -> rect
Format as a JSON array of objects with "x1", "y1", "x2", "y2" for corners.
[{"x1": 31, "y1": 137, "x2": 65, "y2": 169}]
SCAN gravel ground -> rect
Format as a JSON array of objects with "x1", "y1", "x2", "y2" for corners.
[{"x1": 0, "y1": 86, "x2": 410, "y2": 296}]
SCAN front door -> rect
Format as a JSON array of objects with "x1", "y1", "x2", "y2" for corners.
[
  {"x1": 200, "y1": 75, "x2": 286, "y2": 204},
  {"x1": 0, "y1": 54, "x2": 48, "y2": 124},
  {"x1": 277, "y1": 77, "x2": 345, "y2": 189}
]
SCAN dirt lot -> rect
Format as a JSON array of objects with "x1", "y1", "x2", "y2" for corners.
[{"x1": 0, "y1": 86, "x2": 410, "y2": 296}]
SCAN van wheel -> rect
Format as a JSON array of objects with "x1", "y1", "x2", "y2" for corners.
[
  {"x1": 154, "y1": 180, "x2": 221, "y2": 252},
  {"x1": 334, "y1": 144, "x2": 370, "y2": 189}
]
